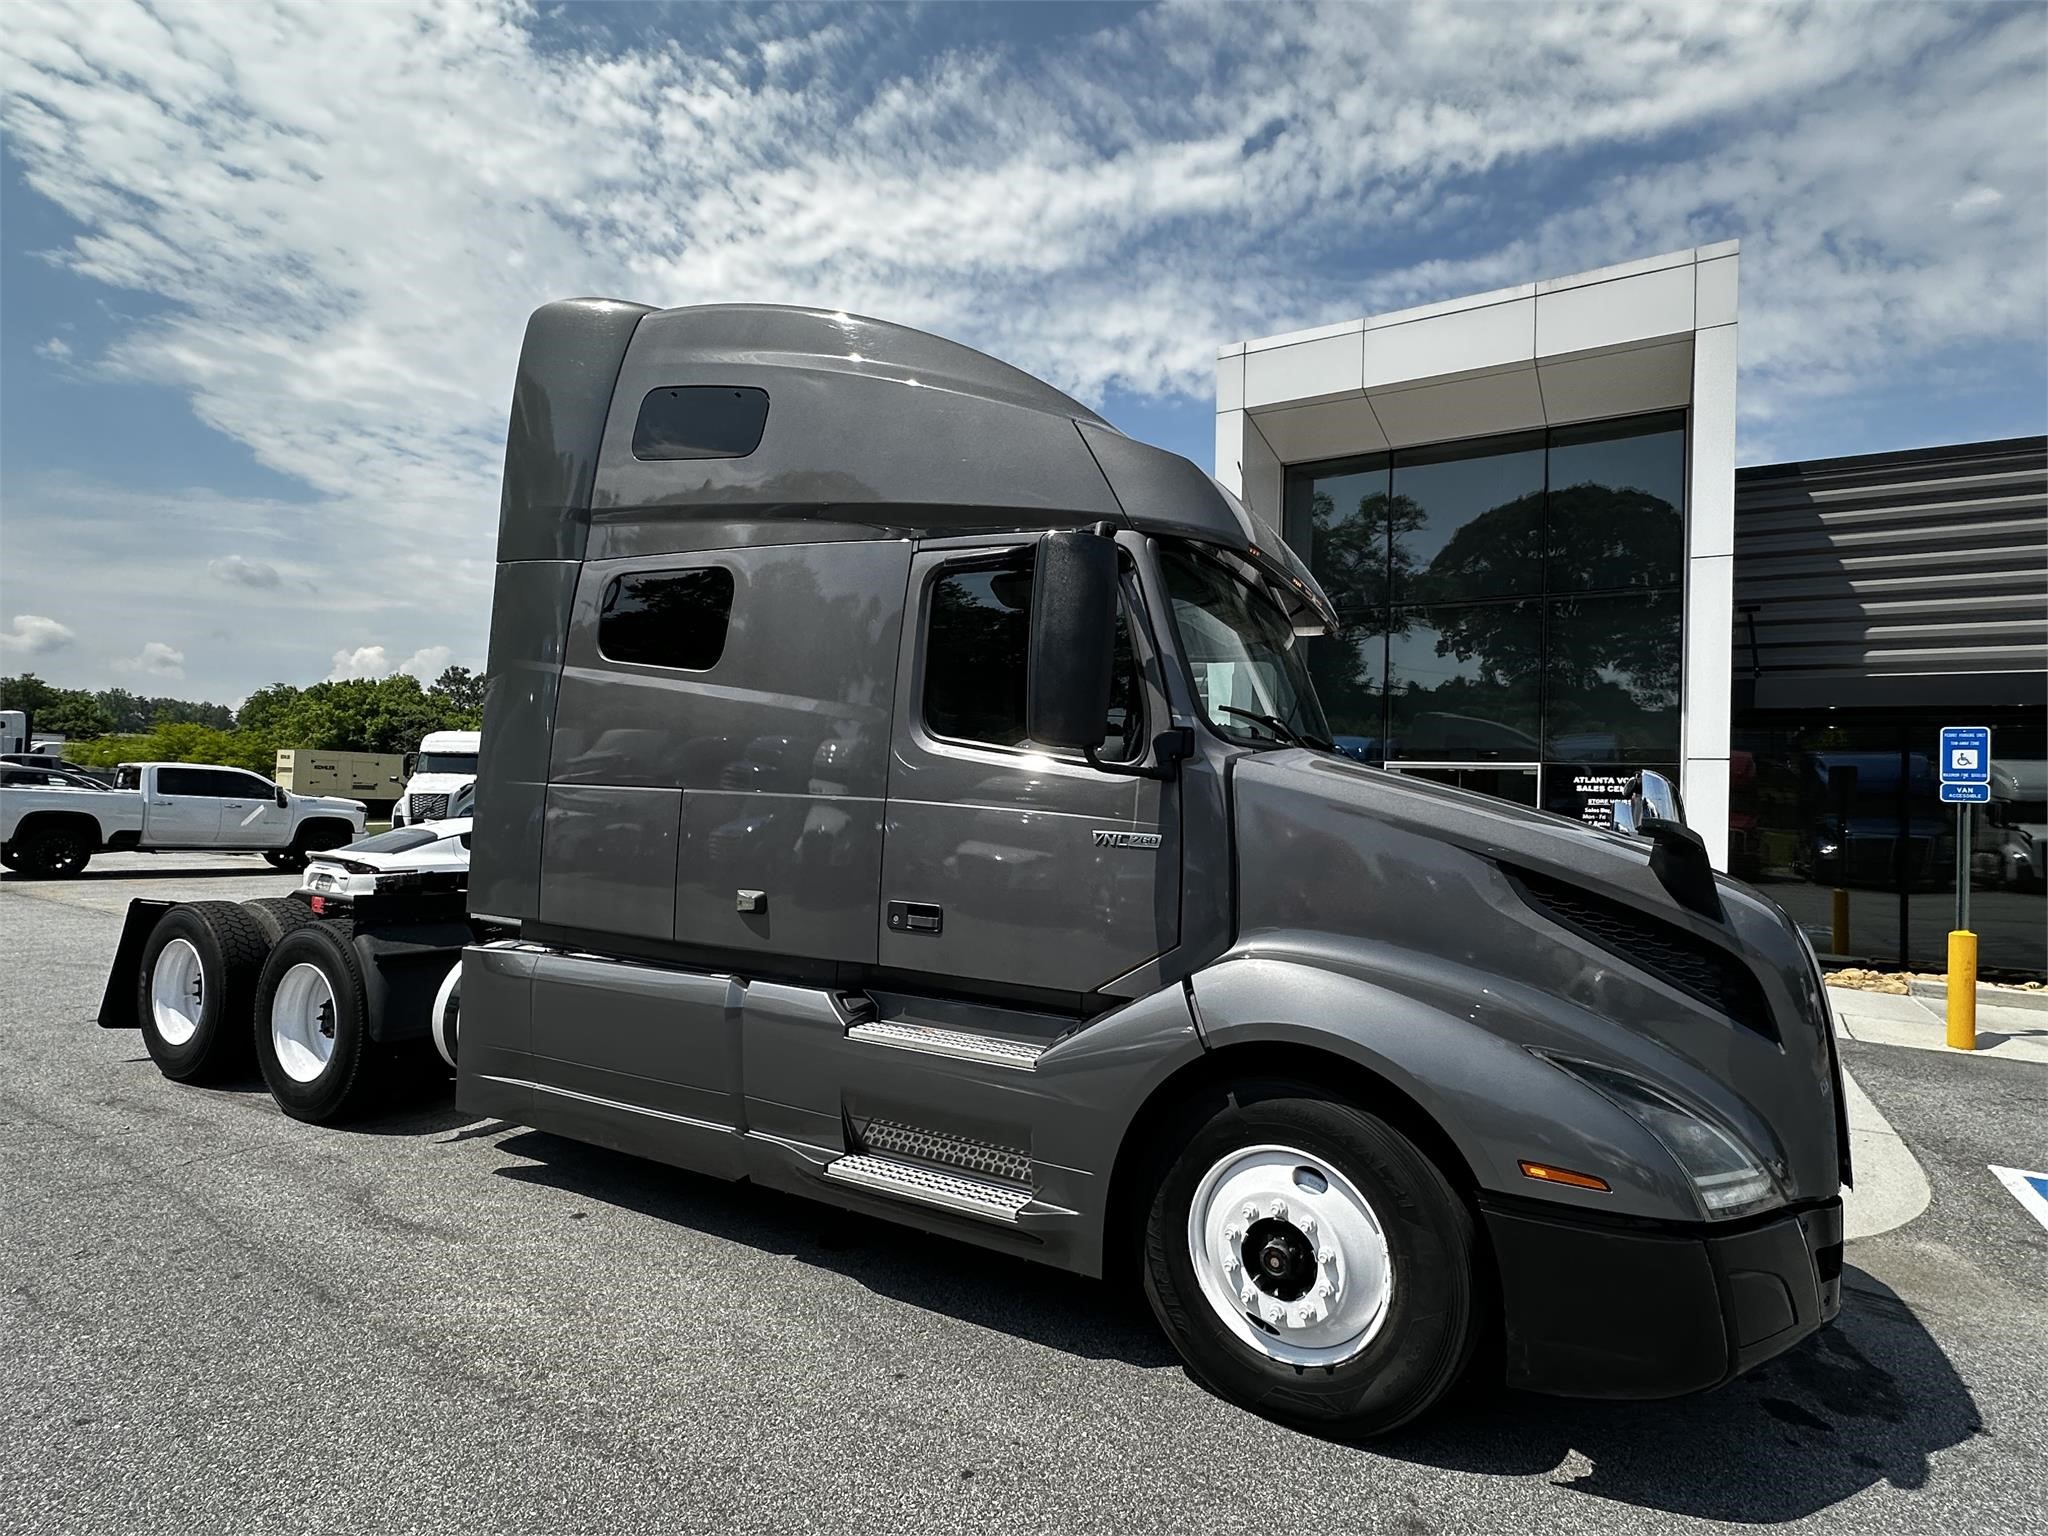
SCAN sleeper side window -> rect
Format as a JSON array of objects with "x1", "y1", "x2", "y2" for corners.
[
  {"x1": 599, "y1": 567, "x2": 736, "y2": 671},
  {"x1": 923, "y1": 558, "x2": 1143, "y2": 760},
  {"x1": 632, "y1": 386, "x2": 770, "y2": 460}
]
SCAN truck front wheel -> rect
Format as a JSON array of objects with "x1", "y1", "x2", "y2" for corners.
[
  {"x1": 136, "y1": 902, "x2": 270, "y2": 1081},
  {"x1": 254, "y1": 921, "x2": 382, "y2": 1123},
  {"x1": 1142, "y1": 1082, "x2": 1477, "y2": 1438}
]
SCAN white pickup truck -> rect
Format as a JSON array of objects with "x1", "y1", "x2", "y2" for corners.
[{"x1": 1, "y1": 760, "x2": 367, "y2": 877}]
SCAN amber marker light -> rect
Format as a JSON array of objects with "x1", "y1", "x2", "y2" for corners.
[{"x1": 1518, "y1": 1161, "x2": 1611, "y2": 1192}]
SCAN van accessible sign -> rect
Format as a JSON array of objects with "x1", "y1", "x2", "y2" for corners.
[{"x1": 1939, "y1": 725, "x2": 1990, "y2": 805}]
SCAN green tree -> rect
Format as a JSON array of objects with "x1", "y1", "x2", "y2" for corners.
[
  {"x1": 429, "y1": 665, "x2": 485, "y2": 720},
  {"x1": 92, "y1": 688, "x2": 150, "y2": 733},
  {"x1": 0, "y1": 673, "x2": 59, "y2": 719},
  {"x1": 34, "y1": 691, "x2": 117, "y2": 740}
]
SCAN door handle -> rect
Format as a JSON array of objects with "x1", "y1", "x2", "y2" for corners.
[
  {"x1": 886, "y1": 900, "x2": 943, "y2": 934},
  {"x1": 151, "y1": 799, "x2": 172, "y2": 806}
]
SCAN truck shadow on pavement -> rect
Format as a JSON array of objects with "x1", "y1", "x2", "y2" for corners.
[
  {"x1": 2, "y1": 866, "x2": 295, "y2": 882},
  {"x1": 491, "y1": 1130, "x2": 1982, "y2": 1521},
  {"x1": 1348, "y1": 1266, "x2": 1983, "y2": 1524}
]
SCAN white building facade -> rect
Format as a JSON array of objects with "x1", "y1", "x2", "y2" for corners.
[{"x1": 1216, "y1": 245, "x2": 1739, "y2": 867}]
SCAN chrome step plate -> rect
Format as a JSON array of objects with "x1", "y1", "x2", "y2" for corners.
[
  {"x1": 824, "y1": 1153, "x2": 1033, "y2": 1223},
  {"x1": 846, "y1": 1019, "x2": 1045, "y2": 1070}
]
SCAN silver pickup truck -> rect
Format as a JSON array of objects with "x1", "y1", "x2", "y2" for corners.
[{"x1": 3, "y1": 760, "x2": 364, "y2": 875}]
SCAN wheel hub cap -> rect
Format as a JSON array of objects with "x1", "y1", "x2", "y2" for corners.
[
  {"x1": 148, "y1": 939, "x2": 204, "y2": 1047},
  {"x1": 271, "y1": 962, "x2": 339, "y2": 1084},
  {"x1": 1188, "y1": 1144, "x2": 1393, "y2": 1366}
]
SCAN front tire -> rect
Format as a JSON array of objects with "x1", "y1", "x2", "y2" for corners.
[
  {"x1": 135, "y1": 902, "x2": 271, "y2": 1082},
  {"x1": 1142, "y1": 1081, "x2": 1477, "y2": 1438},
  {"x1": 253, "y1": 920, "x2": 382, "y2": 1123}
]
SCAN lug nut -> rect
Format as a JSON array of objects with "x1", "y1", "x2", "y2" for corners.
[
  {"x1": 1242, "y1": 1203, "x2": 1257, "y2": 1223},
  {"x1": 1318, "y1": 1245, "x2": 1336, "y2": 1264},
  {"x1": 1223, "y1": 1224, "x2": 1242, "y2": 1243},
  {"x1": 1268, "y1": 1199, "x2": 1287, "y2": 1219},
  {"x1": 1298, "y1": 1214, "x2": 1316, "y2": 1237}
]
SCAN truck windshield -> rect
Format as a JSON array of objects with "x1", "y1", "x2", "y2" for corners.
[
  {"x1": 1161, "y1": 547, "x2": 1330, "y2": 749},
  {"x1": 415, "y1": 753, "x2": 477, "y2": 776}
]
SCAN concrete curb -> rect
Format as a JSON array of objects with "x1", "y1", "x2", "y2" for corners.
[
  {"x1": 1838, "y1": 1066, "x2": 1932, "y2": 1241},
  {"x1": 1827, "y1": 985, "x2": 2048, "y2": 1065},
  {"x1": 1906, "y1": 977, "x2": 2048, "y2": 1014}
]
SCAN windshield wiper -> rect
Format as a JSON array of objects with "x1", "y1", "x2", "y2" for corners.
[{"x1": 1218, "y1": 706, "x2": 1337, "y2": 753}]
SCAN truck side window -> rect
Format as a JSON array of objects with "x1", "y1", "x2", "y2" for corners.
[
  {"x1": 156, "y1": 767, "x2": 212, "y2": 797},
  {"x1": 923, "y1": 560, "x2": 1142, "y2": 760},
  {"x1": 631, "y1": 386, "x2": 770, "y2": 460},
  {"x1": 599, "y1": 567, "x2": 736, "y2": 671}
]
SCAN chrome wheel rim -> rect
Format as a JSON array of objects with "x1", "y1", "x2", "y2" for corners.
[
  {"x1": 271, "y1": 963, "x2": 339, "y2": 1084},
  {"x1": 149, "y1": 939, "x2": 205, "y2": 1047},
  {"x1": 1186, "y1": 1143, "x2": 1393, "y2": 1367}
]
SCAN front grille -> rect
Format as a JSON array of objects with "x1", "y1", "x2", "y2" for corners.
[
  {"x1": 860, "y1": 1119, "x2": 1033, "y2": 1186},
  {"x1": 409, "y1": 793, "x2": 450, "y2": 821},
  {"x1": 1505, "y1": 866, "x2": 1778, "y2": 1042}
]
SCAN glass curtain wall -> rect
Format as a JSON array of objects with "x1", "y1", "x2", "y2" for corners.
[{"x1": 1283, "y1": 411, "x2": 1687, "y2": 818}]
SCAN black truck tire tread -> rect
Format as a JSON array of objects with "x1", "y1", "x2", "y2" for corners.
[
  {"x1": 135, "y1": 900, "x2": 272, "y2": 1082},
  {"x1": 252, "y1": 919, "x2": 386, "y2": 1124},
  {"x1": 240, "y1": 896, "x2": 321, "y2": 947}
]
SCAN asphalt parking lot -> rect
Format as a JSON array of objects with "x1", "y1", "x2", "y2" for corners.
[{"x1": 4, "y1": 853, "x2": 2046, "y2": 1536}]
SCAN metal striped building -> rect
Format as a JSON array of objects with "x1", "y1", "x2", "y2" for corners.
[
  {"x1": 1733, "y1": 436, "x2": 2047, "y2": 712},
  {"x1": 1730, "y1": 435, "x2": 2046, "y2": 977}
]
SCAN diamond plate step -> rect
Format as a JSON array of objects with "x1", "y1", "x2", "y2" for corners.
[
  {"x1": 823, "y1": 1153, "x2": 1033, "y2": 1223},
  {"x1": 846, "y1": 1020, "x2": 1046, "y2": 1070}
]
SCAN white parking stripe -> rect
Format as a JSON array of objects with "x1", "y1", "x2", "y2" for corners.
[{"x1": 1989, "y1": 1166, "x2": 2048, "y2": 1234}]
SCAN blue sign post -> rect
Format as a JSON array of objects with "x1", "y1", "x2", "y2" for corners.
[{"x1": 1939, "y1": 725, "x2": 1990, "y2": 1049}]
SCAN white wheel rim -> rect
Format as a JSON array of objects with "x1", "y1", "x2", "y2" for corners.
[
  {"x1": 1187, "y1": 1143, "x2": 1393, "y2": 1367},
  {"x1": 149, "y1": 938, "x2": 205, "y2": 1047},
  {"x1": 430, "y1": 960, "x2": 461, "y2": 1069},
  {"x1": 271, "y1": 962, "x2": 339, "y2": 1084}
]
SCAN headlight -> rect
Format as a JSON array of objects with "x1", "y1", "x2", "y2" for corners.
[{"x1": 1537, "y1": 1053, "x2": 1783, "y2": 1220}]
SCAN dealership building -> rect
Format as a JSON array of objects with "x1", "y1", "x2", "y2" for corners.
[{"x1": 1215, "y1": 243, "x2": 2047, "y2": 977}]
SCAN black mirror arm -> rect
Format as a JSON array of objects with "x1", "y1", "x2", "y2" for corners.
[
  {"x1": 1641, "y1": 816, "x2": 1723, "y2": 920},
  {"x1": 1085, "y1": 727, "x2": 1193, "y2": 783}
]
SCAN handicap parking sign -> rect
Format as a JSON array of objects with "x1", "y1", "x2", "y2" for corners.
[{"x1": 1940, "y1": 725, "x2": 1989, "y2": 783}]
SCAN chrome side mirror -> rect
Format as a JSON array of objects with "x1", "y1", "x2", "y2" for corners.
[
  {"x1": 1611, "y1": 798, "x2": 1638, "y2": 836},
  {"x1": 1636, "y1": 769, "x2": 1684, "y2": 827}
]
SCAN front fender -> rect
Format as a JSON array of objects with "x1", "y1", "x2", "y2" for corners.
[{"x1": 1190, "y1": 949, "x2": 1702, "y2": 1222}]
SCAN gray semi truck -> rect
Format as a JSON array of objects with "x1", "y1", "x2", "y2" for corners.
[{"x1": 105, "y1": 299, "x2": 1847, "y2": 1436}]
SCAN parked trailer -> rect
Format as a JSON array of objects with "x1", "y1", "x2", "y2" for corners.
[
  {"x1": 274, "y1": 749, "x2": 408, "y2": 814},
  {"x1": 105, "y1": 298, "x2": 1849, "y2": 1438}
]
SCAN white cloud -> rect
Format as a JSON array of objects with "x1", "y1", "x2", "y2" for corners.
[
  {"x1": 0, "y1": 613, "x2": 77, "y2": 656},
  {"x1": 35, "y1": 336, "x2": 72, "y2": 360},
  {"x1": 328, "y1": 645, "x2": 393, "y2": 681},
  {"x1": 116, "y1": 641, "x2": 187, "y2": 679},
  {"x1": 328, "y1": 642, "x2": 458, "y2": 683},
  {"x1": 398, "y1": 644, "x2": 453, "y2": 682},
  {"x1": 208, "y1": 554, "x2": 282, "y2": 589},
  {"x1": 0, "y1": 0, "x2": 2041, "y2": 695}
]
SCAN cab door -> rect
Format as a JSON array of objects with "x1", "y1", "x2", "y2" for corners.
[
  {"x1": 215, "y1": 769, "x2": 290, "y2": 846},
  {"x1": 144, "y1": 767, "x2": 222, "y2": 845},
  {"x1": 876, "y1": 539, "x2": 1179, "y2": 1000}
]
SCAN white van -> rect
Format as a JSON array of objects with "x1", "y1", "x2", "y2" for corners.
[{"x1": 391, "y1": 729, "x2": 479, "y2": 827}]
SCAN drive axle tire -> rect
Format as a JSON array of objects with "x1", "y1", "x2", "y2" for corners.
[
  {"x1": 253, "y1": 919, "x2": 383, "y2": 1124},
  {"x1": 241, "y1": 896, "x2": 320, "y2": 946},
  {"x1": 1141, "y1": 1081, "x2": 1477, "y2": 1439},
  {"x1": 136, "y1": 901, "x2": 270, "y2": 1082}
]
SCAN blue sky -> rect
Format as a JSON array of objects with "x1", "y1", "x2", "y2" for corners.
[{"x1": 2, "y1": 0, "x2": 2043, "y2": 703}]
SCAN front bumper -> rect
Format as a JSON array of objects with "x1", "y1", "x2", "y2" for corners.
[{"x1": 1482, "y1": 1195, "x2": 1843, "y2": 1399}]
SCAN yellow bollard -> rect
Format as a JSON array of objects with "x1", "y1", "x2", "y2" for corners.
[
  {"x1": 1946, "y1": 930, "x2": 1978, "y2": 1050},
  {"x1": 1831, "y1": 888, "x2": 1850, "y2": 956}
]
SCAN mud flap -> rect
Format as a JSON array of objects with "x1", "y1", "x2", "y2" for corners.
[{"x1": 98, "y1": 899, "x2": 176, "y2": 1028}]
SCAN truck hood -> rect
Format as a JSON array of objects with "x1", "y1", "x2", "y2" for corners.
[
  {"x1": 1228, "y1": 750, "x2": 1846, "y2": 1205},
  {"x1": 406, "y1": 775, "x2": 475, "y2": 795}
]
